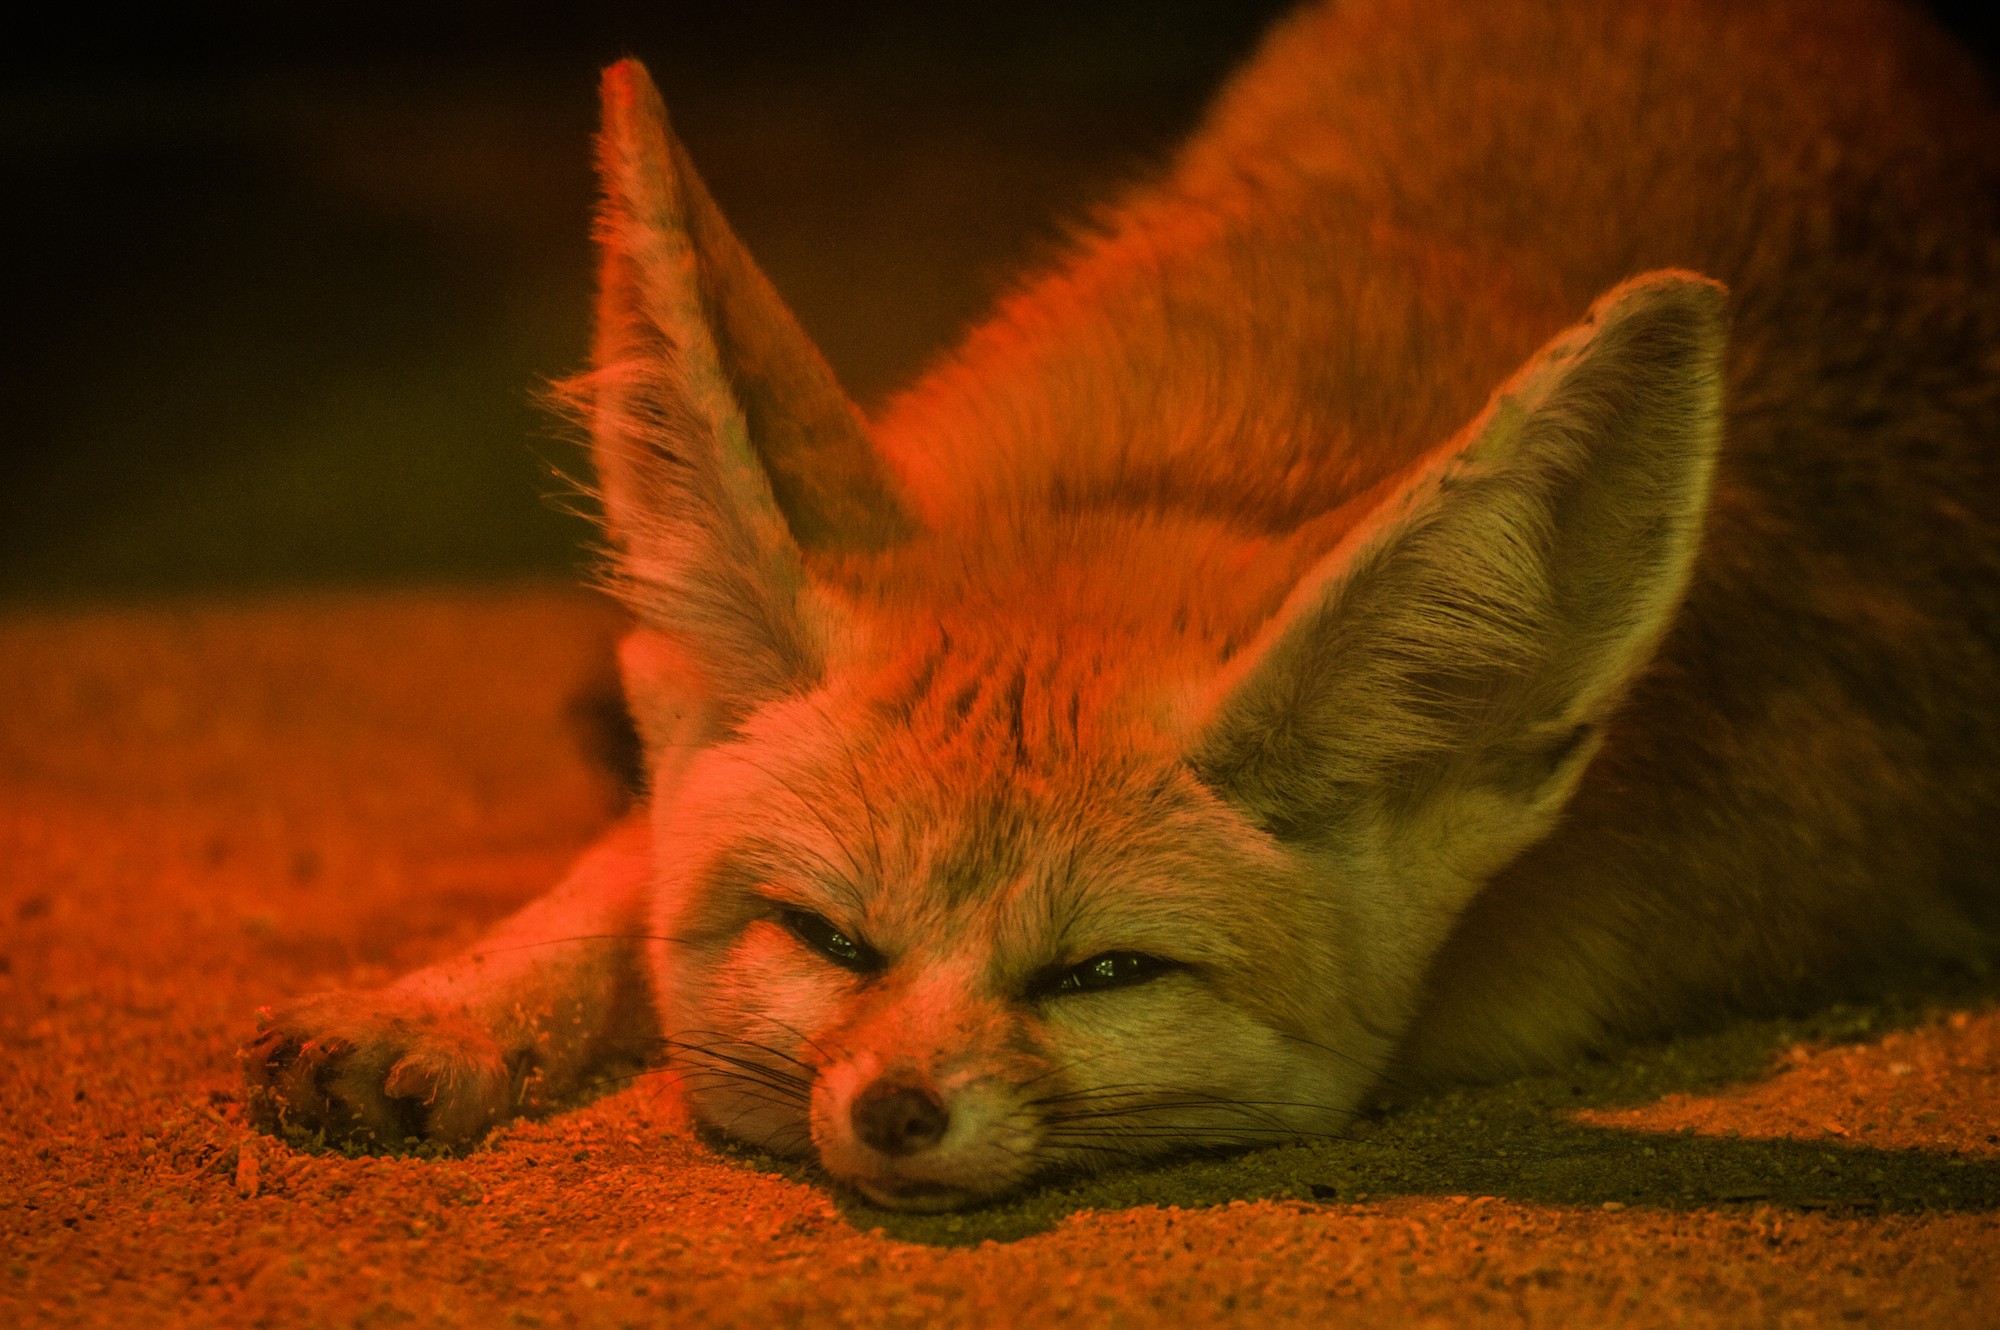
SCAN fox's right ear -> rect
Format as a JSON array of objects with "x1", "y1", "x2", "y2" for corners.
[
  {"x1": 575, "y1": 60, "x2": 915, "y2": 740},
  {"x1": 1189, "y1": 272, "x2": 1726, "y2": 892}
]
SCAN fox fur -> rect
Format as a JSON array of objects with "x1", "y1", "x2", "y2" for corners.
[{"x1": 246, "y1": 0, "x2": 2000, "y2": 1211}]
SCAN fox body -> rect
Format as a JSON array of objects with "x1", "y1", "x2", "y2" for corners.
[{"x1": 248, "y1": 0, "x2": 2000, "y2": 1210}]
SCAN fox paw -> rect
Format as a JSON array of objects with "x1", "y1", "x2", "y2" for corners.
[{"x1": 242, "y1": 991, "x2": 516, "y2": 1150}]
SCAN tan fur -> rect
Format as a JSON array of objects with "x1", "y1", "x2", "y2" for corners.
[{"x1": 246, "y1": 0, "x2": 2000, "y2": 1210}]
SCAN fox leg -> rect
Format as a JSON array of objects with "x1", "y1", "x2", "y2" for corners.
[{"x1": 243, "y1": 816, "x2": 659, "y2": 1149}]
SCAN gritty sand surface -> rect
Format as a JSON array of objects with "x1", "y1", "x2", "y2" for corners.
[{"x1": 3, "y1": 585, "x2": 1996, "y2": 1328}]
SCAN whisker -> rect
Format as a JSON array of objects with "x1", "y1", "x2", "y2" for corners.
[
  {"x1": 1024, "y1": 1083, "x2": 1182, "y2": 1108},
  {"x1": 1036, "y1": 1090, "x2": 1342, "y2": 1119},
  {"x1": 671, "y1": 1067, "x2": 810, "y2": 1099},
  {"x1": 669, "y1": 1060, "x2": 810, "y2": 1098},
  {"x1": 669, "y1": 1029, "x2": 818, "y2": 1076},
  {"x1": 1271, "y1": 1027, "x2": 1381, "y2": 1078},
  {"x1": 702, "y1": 1087, "x2": 814, "y2": 1121},
  {"x1": 742, "y1": 1014, "x2": 839, "y2": 1069},
  {"x1": 1049, "y1": 1102, "x2": 1303, "y2": 1133},
  {"x1": 667, "y1": 1048, "x2": 813, "y2": 1098}
]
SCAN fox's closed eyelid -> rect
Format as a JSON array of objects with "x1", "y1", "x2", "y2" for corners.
[
  {"x1": 775, "y1": 905, "x2": 884, "y2": 974},
  {"x1": 1029, "y1": 951, "x2": 1187, "y2": 1000}
]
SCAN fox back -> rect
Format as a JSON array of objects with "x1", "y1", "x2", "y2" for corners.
[{"x1": 574, "y1": 0, "x2": 1999, "y2": 1207}]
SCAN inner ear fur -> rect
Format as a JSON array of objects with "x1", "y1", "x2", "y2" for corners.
[
  {"x1": 578, "y1": 59, "x2": 913, "y2": 723},
  {"x1": 1192, "y1": 271, "x2": 1728, "y2": 850}
]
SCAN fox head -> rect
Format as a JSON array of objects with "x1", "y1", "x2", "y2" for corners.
[{"x1": 578, "y1": 61, "x2": 1724, "y2": 1209}]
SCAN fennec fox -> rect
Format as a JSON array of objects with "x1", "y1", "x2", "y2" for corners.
[{"x1": 246, "y1": 0, "x2": 2000, "y2": 1210}]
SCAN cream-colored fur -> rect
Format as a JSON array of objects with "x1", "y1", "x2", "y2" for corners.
[{"x1": 246, "y1": 0, "x2": 2000, "y2": 1211}]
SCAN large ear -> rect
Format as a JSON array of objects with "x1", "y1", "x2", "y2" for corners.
[
  {"x1": 581, "y1": 59, "x2": 914, "y2": 733},
  {"x1": 1191, "y1": 272, "x2": 1726, "y2": 880}
]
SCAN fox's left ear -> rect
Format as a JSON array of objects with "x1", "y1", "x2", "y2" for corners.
[
  {"x1": 1191, "y1": 272, "x2": 1726, "y2": 882},
  {"x1": 578, "y1": 59, "x2": 914, "y2": 741}
]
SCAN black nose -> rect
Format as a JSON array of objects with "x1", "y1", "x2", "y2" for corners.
[{"x1": 850, "y1": 1079, "x2": 949, "y2": 1156}]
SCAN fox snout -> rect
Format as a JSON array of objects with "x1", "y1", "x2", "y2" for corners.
[{"x1": 804, "y1": 979, "x2": 1047, "y2": 1209}]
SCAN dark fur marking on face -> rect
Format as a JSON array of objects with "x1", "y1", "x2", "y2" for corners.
[
  {"x1": 873, "y1": 623, "x2": 955, "y2": 727},
  {"x1": 945, "y1": 678, "x2": 982, "y2": 730},
  {"x1": 1004, "y1": 662, "x2": 1030, "y2": 769}
]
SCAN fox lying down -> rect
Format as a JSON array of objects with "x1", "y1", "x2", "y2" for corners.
[{"x1": 246, "y1": 0, "x2": 2000, "y2": 1210}]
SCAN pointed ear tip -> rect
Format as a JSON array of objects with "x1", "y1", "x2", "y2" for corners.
[
  {"x1": 601, "y1": 57, "x2": 648, "y2": 90},
  {"x1": 1607, "y1": 269, "x2": 1730, "y2": 328},
  {"x1": 599, "y1": 58, "x2": 663, "y2": 118}
]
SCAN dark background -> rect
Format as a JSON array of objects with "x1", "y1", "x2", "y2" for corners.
[{"x1": 2, "y1": 2, "x2": 1993, "y2": 601}]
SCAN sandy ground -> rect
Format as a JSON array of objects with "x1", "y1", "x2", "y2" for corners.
[{"x1": 3, "y1": 585, "x2": 1996, "y2": 1328}]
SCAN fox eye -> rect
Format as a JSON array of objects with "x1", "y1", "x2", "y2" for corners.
[
  {"x1": 1045, "y1": 952, "x2": 1179, "y2": 997},
  {"x1": 781, "y1": 909, "x2": 880, "y2": 973}
]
